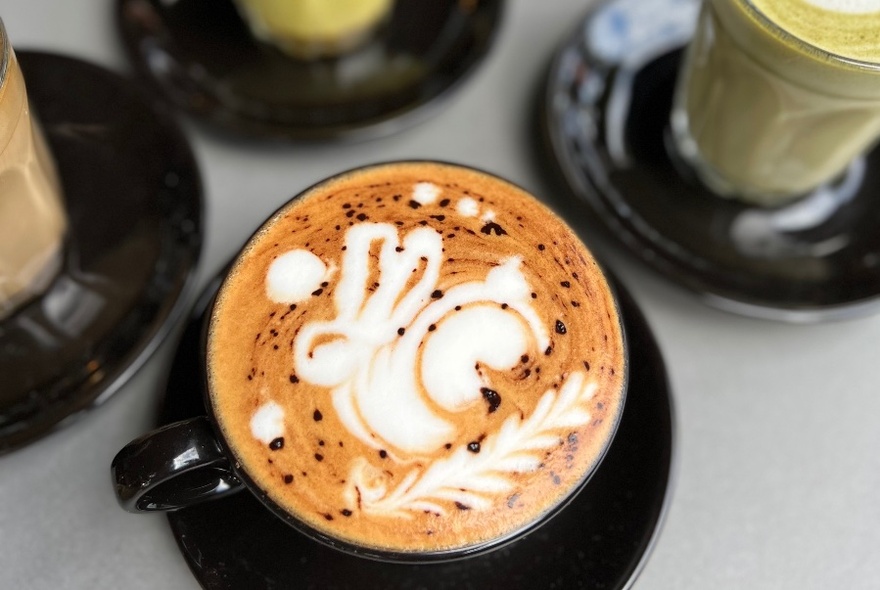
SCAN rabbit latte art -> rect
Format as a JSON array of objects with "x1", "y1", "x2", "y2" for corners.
[{"x1": 208, "y1": 163, "x2": 626, "y2": 554}]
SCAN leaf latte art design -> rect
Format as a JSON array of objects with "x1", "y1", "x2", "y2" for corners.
[{"x1": 346, "y1": 372, "x2": 596, "y2": 517}]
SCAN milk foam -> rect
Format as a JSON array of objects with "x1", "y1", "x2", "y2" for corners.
[
  {"x1": 208, "y1": 163, "x2": 626, "y2": 554},
  {"x1": 803, "y1": 0, "x2": 880, "y2": 12},
  {"x1": 750, "y1": 0, "x2": 880, "y2": 61},
  {"x1": 271, "y1": 216, "x2": 593, "y2": 515}
]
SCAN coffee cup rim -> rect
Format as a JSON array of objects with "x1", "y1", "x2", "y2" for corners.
[{"x1": 199, "y1": 160, "x2": 630, "y2": 562}]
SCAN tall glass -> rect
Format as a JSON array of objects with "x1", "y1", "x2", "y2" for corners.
[
  {"x1": 0, "y1": 20, "x2": 66, "y2": 319},
  {"x1": 671, "y1": 0, "x2": 880, "y2": 206}
]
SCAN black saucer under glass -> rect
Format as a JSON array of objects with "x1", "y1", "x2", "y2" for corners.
[
  {"x1": 156, "y1": 273, "x2": 673, "y2": 589},
  {"x1": 116, "y1": 0, "x2": 503, "y2": 141},
  {"x1": 0, "y1": 52, "x2": 202, "y2": 454},
  {"x1": 542, "y1": 0, "x2": 880, "y2": 322}
]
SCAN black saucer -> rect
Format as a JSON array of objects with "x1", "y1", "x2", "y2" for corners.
[
  {"x1": 116, "y1": 0, "x2": 503, "y2": 141},
  {"x1": 158, "y1": 274, "x2": 673, "y2": 589},
  {"x1": 0, "y1": 52, "x2": 202, "y2": 454},
  {"x1": 542, "y1": 0, "x2": 880, "y2": 322}
]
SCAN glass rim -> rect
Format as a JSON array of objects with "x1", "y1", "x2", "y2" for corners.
[
  {"x1": 738, "y1": 0, "x2": 880, "y2": 73},
  {"x1": 0, "y1": 19, "x2": 9, "y2": 89}
]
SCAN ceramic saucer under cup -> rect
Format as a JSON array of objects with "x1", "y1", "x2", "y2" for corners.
[
  {"x1": 156, "y1": 271, "x2": 674, "y2": 589},
  {"x1": 541, "y1": 0, "x2": 880, "y2": 322},
  {"x1": 0, "y1": 52, "x2": 202, "y2": 455},
  {"x1": 115, "y1": 0, "x2": 503, "y2": 141}
]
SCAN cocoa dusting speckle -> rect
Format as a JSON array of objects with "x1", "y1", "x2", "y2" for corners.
[
  {"x1": 481, "y1": 387, "x2": 502, "y2": 413},
  {"x1": 439, "y1": 198, "x2": 450, "y2": 207},
  {"x1": 455, "y1": 502, "x2": 471, "y2": 511},
  {"x1": 408, "y1": 200, "x2": 422, "y2": 209},
  {"x1": 560, "y1": 281, "x2": 571, "y2": 288},
  {"x1": 273, "y1": 344, "x2": 279, "y2": 350},
  {"x1": 445, "y1": 443, "x2": 453, "y2": 450},
  {"x1": 430, "y1": 215, "x2": 446, "y2": 222},
  {"x1": 379, "y1": 450, "x2": 388, "y2": 459},
  {"x1": 318, "y1": 440, "x2": 325, "y2": 446},
  {"x1": 428, "y1": 324, "x2": 436, "y2": 332},
  {"x1": 419, "y1": 220, "x2": 428, "y2": 226},
  {"x1": 556, "y1": 320, "x2": 567, "y2": 335},
  {"x1": 538, "y1": 244, "x2": 545, "y2": 251},
  {"x1": 312, "y1": 288, "x2": 323, "y2": 297},
  {"x1": 583, "y1": 361, "x2": 591, "y2": 371},
  {"x1": 354, "y1": 213, "x2": 367, "y2": 221},
  {"x1": 545, "y1": 346, "x2": 553, "y2": 356},
  {"x1": 481, "y1": 222, "x2": 507, "y2": 236},
  {"x1": 269, "y1": 437, "x2": 284, "y2": 451},
  {"x1": 501, "y1": 303, "x2": 508, "y2": 310},
  {"x1": 323, "y1": 513, "x2": 334, "y2": 521},
  {"x1": 342, "y1": 203, "x2": 352, "y2": 209},
  {"x1": 572, "y1": 301, "x2": 580, "y2": 308},
  {"x1": 467, "y1": 442, "x2": 481, "y2": 453},
  {"x1": 531, "y1": 292, "x2": 537, "y2": 299},
  {"x1": 431, "y1": 289, "x2": 443, "y2": 299},
  {"x1": 345, "y1": 210, "x2": 355, "y2": 218},
  {"x1": 290, "y1": 374, "x2": 299, "y2": 384},
  {"x1": 247, "y1": 375, "x2": 252, "y2": 381},
  {"x1": 395, "y1": 246, "x2": 404, "y2": 252},
  {"x1": 455, "y1": 305, "x2": 462, "y2": 311},
  {"x1": 341, "y1": 509, "x2": 352, "y2": 517},
  {"x1": 283, "y1": 474, "x2": 294, "y2": 484},
  {"x1": 521, "y1": 354, "x2": 529, "y2": 363},
  {"x1": 335, "y1": 225, "x2": 341, "y2": 231},
  {"x1": 315, "y1": 453, "x2": 324, "y2": 462},
  {"x1": 313, "y1": 409, "x2": 323, "y2": 422},
  {"x1": 398, "y1": 327, "x2": 406, "y2": 336}
]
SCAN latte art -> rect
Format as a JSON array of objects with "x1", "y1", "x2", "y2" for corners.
[{"x1": 209, "y1": 163, "x2": 626, "y2": 554}]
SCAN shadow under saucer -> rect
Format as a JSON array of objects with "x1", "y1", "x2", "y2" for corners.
[
  {"x1": 156, "y1": 273, "x2": 674, "y2": 589},
  {"x1": 0, "y1": 52, "x2": 202, "y2": 454},
  {"x1": 116, "y1": 0, "x2": 503, "y2": 141},
  {"x1": 541, "y1": 0, "x2": 880, "y2": 322}
]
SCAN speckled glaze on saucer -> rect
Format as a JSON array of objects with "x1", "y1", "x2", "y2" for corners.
[
  {"x1": 116, "y1": 0, "x2": 503, "y2": 141},
  {"x1": 158, "y1": 272, "x2": 673, "y2": 589},
  {"x1": 542, "y1": 0, "x2": 880, "y2": 322},
  {"x1": 0, "y1": 52, "x2": 202, "y2": 454}
]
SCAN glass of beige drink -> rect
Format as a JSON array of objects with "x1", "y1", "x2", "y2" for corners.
[
  {"x1": 233, "y1": 0, "x2": 394, "y2": 60},
  {"x1": 0, "y1": 20, "x2": 66, "y2": 320},
  {"x1": 113, "y1": 162, "x2": 627, "y2": 561},
  {"x1": 671, "y1": 0, "x2": 880, "y2": 206}
]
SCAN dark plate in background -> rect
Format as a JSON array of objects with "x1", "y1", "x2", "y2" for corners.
[
  {"x1": 0, "y1": 52, "x2": 202, "y2": 454},
  {"x1": 116, "y1": 0, "x2": 504, "y2": 141},
  {"x1": 541, "y1": 0, "x2": 880, "y2": 321}
]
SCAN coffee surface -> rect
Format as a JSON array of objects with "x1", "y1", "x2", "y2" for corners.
[
  {"x1": 750, "y1": 0, "x2": 880, "y2": 62},
  {"x1": 208, "y1": 162, "x2": 626, "y2": 554}
]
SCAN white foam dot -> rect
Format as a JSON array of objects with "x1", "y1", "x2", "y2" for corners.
[
  {"x1": 266, "y1": 249, "x2": 327, "y2": 303},
  {"x1": 251, "y1": 402, "x2": 285, "y2": 444},
  {"x1": 412, "y1": 182, "x2": 440, "y2": 205},
  {"x1": 457, "y1": 197, "x2": 479, "y2": 217},
  {"x1": 804, "y1": 0, "x2": 880, "y2": 12}
]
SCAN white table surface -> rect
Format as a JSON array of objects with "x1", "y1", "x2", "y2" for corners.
[{"x1": 2, "y1": 1, "x2": 880, "y2": 588}]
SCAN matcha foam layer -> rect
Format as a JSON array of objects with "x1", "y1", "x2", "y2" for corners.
[{"x1": 751, "y1": 0, "x2": 880, "y2": 62}]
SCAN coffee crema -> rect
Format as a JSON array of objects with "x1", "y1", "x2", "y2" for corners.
[{"x1": 208, "y1": 162, "x2": 626, "y2": 555}]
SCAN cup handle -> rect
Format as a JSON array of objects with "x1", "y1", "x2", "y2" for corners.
[{"x1": 111, "y1": 416, "x2": 243, "y2": 513}]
